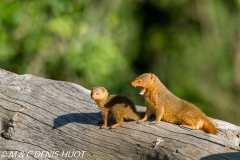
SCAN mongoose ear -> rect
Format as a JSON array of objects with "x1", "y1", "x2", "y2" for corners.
[
  {"x1": 150, "y1": 74, "x2": 154, "y2": 81},
  {"x1": 101, "y1": 87, "x2": 105, "y2": 92}
]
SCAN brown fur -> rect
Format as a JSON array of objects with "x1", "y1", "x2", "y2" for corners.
[
  {"x1": 131, "y1": 73, "x2": 217, "y2": 135},
  {"x1": 91, "y1": 86, "x2": 142, "y2": 129}
]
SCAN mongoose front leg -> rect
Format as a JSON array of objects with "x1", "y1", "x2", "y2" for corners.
[
  {"x1": 151, "y1": 106, "x2": 164, "y2": 123},
  {"x1": 138, "y1": 107, "x2": 153, "y2": 123},
  {"x1": 100, "y1": 112, "x2": 109, "y2": 129}
]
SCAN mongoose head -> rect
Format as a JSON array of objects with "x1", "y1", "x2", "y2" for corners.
[
  {"x1": 91, "y1": 87, "x2": 108, "y2": 101},
  {"x1": 131, "y1": 73, "x2": 159, "y2": 95}
]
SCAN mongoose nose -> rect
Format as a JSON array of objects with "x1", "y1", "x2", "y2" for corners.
[{"x1": 131, "y1": 81, "x2": 135, "y2": 86}]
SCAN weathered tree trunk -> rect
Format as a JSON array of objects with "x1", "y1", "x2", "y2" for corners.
[{"x1": 0, "y1": 68, "x2": 239, "y2": 160}]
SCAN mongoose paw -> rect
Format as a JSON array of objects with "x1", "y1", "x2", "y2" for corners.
[
  {"x1": 136, "y1": 121, "x2": 142, "y2": 124},
  {"x1": 109, "y1": 126, "x2": 116, "y2": 129},
  {"x1": 137, "y1": 119, "x2": 146, "y2": 124},
  {"x1": 100, "y1": 125, "x2": 107, "y2": 129}
]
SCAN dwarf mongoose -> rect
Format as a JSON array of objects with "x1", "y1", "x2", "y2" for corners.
[
  {"x1": 91, "y1": 86, "x2": 142, "y2": 129},
  {"x1": 131, "y1": 73, "x2": 217, "y2": 134}
]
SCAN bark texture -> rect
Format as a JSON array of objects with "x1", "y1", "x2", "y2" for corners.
[{"x1": 0, "y1": 68, "x2": 239, "y2": 160}]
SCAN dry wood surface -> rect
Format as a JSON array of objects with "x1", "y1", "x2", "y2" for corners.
[{"x1": 0, "y1": 68, "x2": 239, "y2": 160}]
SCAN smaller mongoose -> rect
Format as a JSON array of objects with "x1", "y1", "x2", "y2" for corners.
[
  {"x1": 91, "y1": 86, "x2": 142, "y2": 129},
  {"x1": 131, "y1": 73, "x2": 217, "y2": 135}
]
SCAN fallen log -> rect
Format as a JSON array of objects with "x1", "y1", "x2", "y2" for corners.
[{"x1": 0, "y1": 68, "x2": 239, "y2": 160}]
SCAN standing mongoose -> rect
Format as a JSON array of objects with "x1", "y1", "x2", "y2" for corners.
[
  {"x1": 91, "y1": 86, "x2": 142, "y2": 129},
  {"x1": 131, "y1": 73, "x2": 217, "y2": 135}
]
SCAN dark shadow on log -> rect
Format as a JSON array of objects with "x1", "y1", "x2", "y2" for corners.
[
  {"x1": 145, "y1": 153, "x2": 170, "y2": 160},
  {"x1": 200, "y1": 152, "x2": 240, "y2": 160},
  {"x1": 53, "y1": 112, "x2": 116, "y2": 129}
]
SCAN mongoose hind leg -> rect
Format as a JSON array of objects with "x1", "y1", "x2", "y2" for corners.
[
  {"x1": 180, "y1": 113, "x2": 202, "y2": 131},
  {"x1": 110, "y1": 118, "x2": 123, "y2": 129}
]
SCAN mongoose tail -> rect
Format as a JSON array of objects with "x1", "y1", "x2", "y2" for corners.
[{"x1": 202, "y1": 118, "x2": 217, "y2": 135}]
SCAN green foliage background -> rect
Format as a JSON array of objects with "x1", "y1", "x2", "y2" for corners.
[{"x1": 0, "y1": 0, "x2": 240, "y2": 125}]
